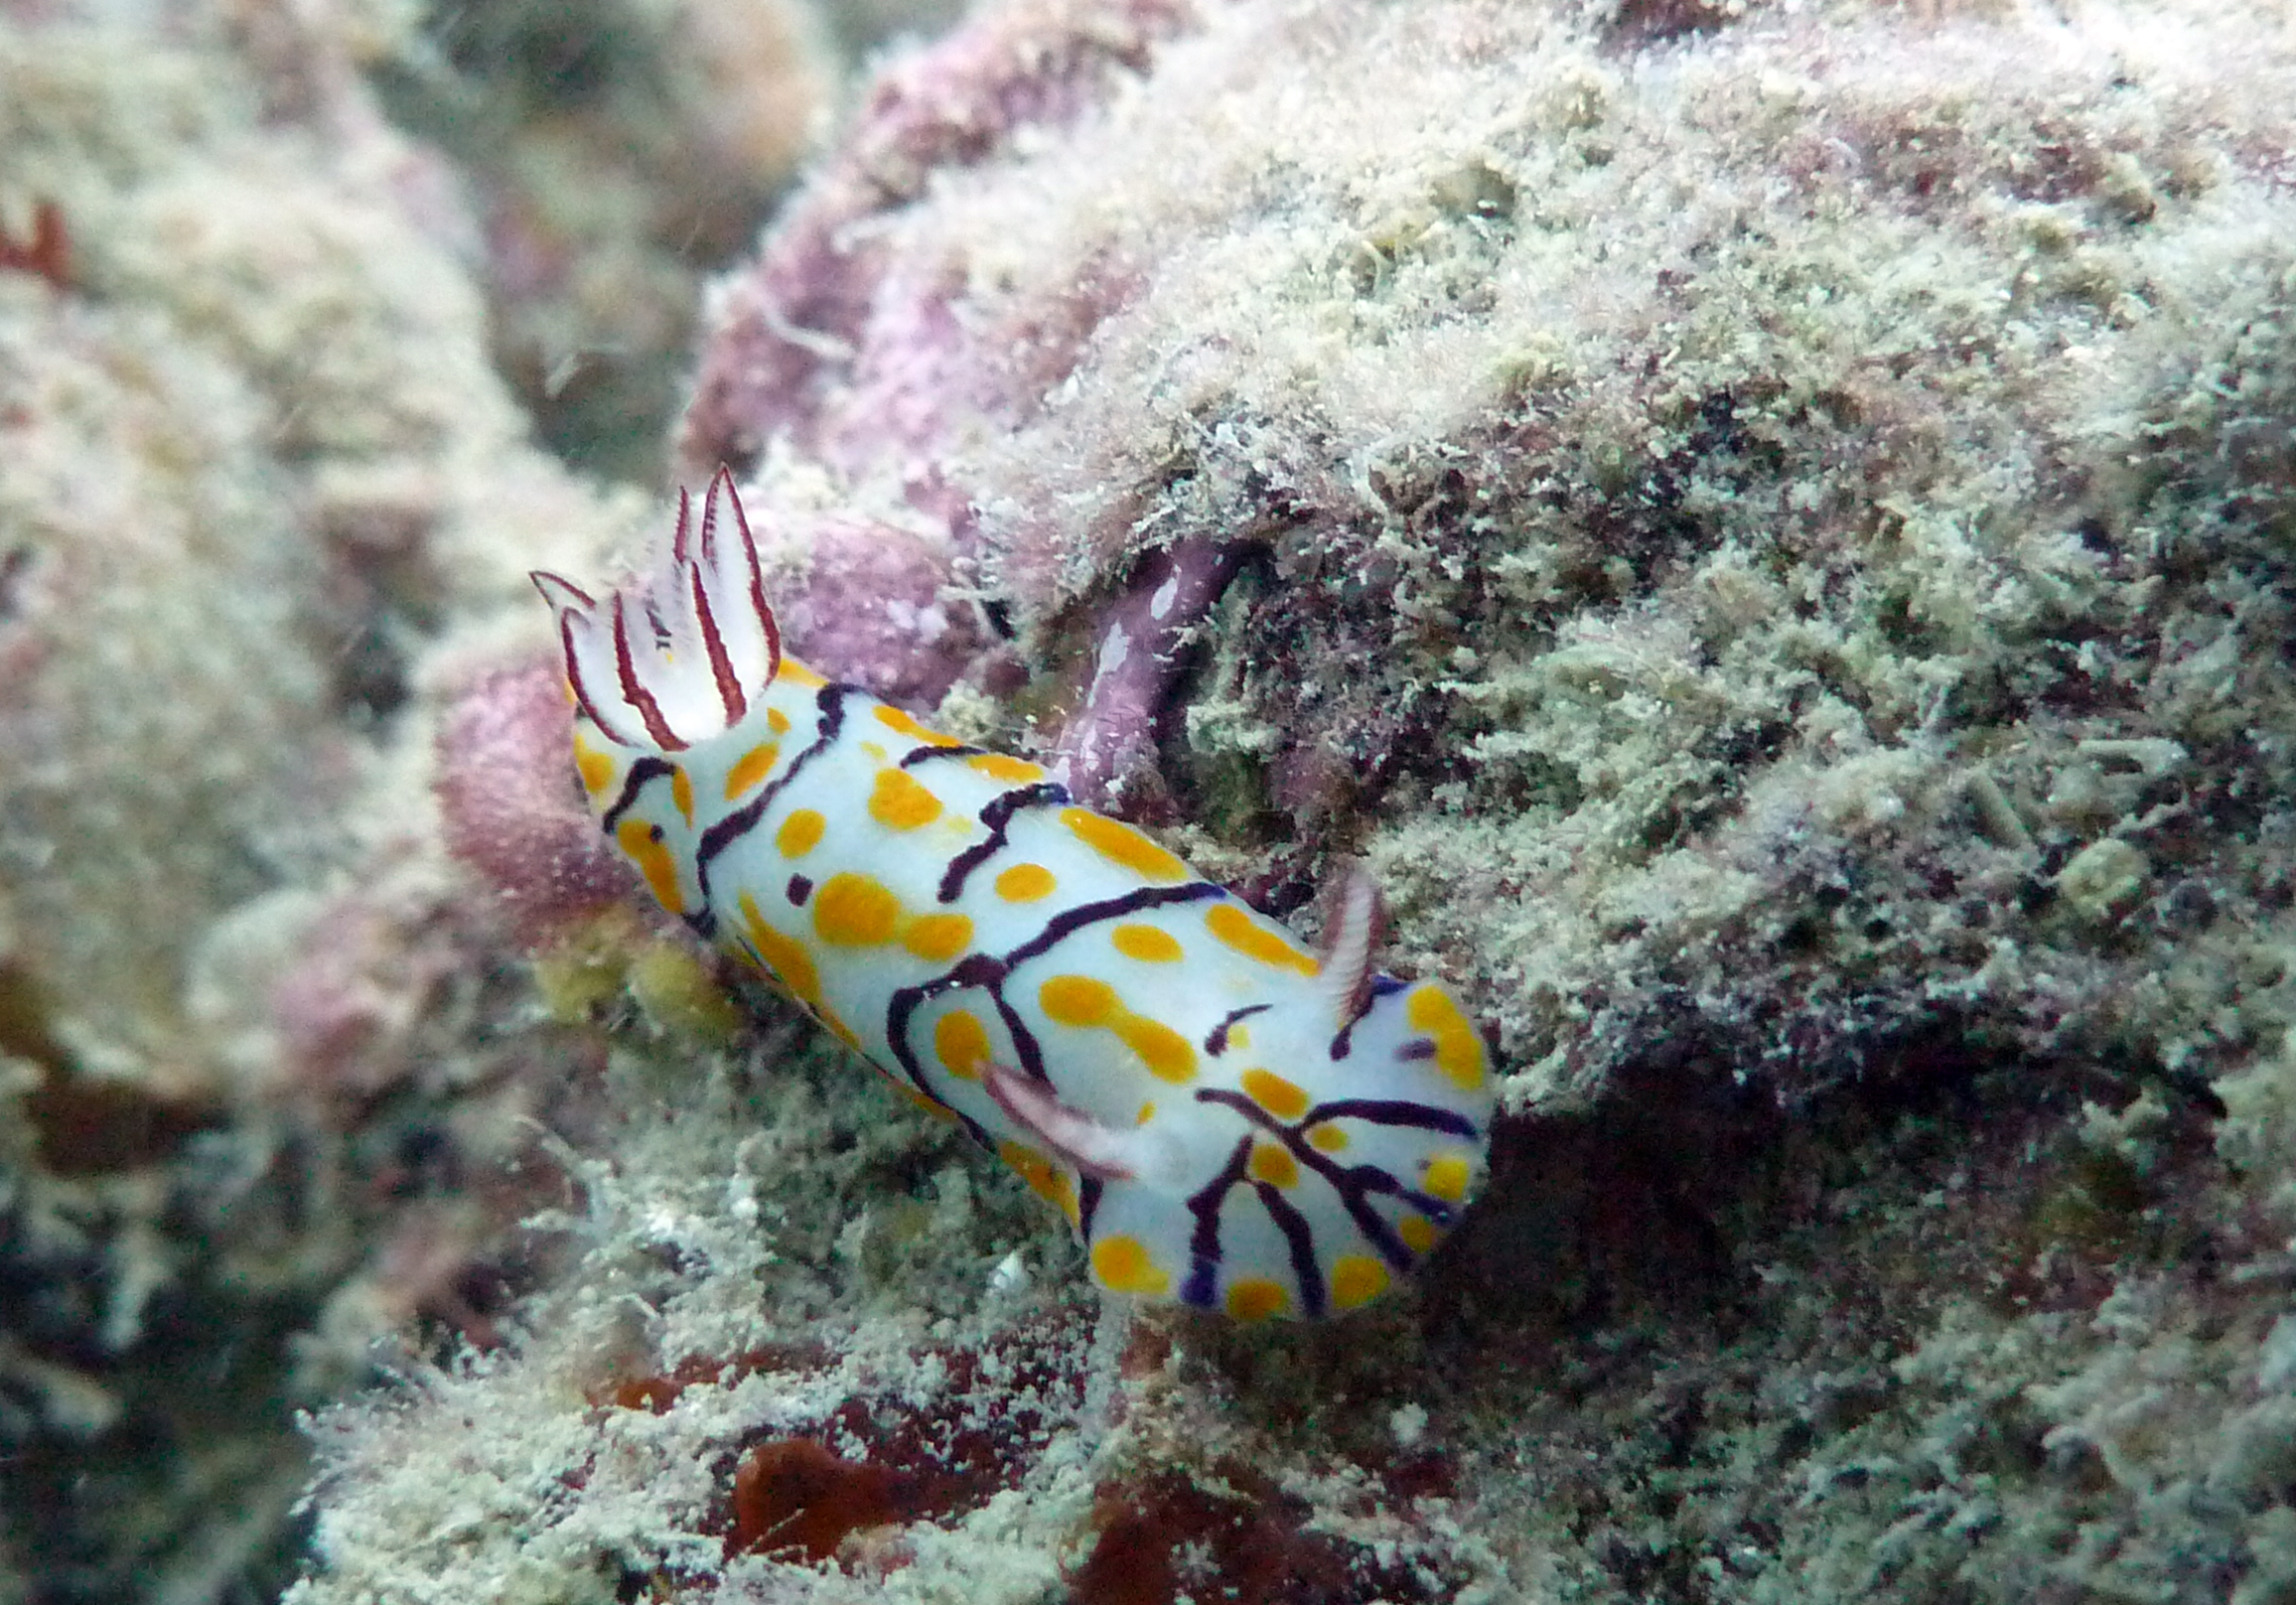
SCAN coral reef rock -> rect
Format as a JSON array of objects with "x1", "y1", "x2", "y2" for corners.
[
  {"x1": 0, "y1": 4, "x2": 643, "y2": 1601},
  {"x1": 190, "y1": 0, "x2": 2296, "y2": 1600}
]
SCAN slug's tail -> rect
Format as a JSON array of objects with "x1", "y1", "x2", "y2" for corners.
[{"x1": 531, "y1": 468, "x2": 782, "y2": 752}]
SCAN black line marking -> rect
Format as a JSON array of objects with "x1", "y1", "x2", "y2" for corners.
[
  {"x1": 935, "y1": 782, "x2": 1073, "y2": 904},
  {"x1": 1175, "y1": 1134, "x2": 1328, "y2": 1317},
  {"x1": 1196, "y1": 1086, "x2": 1475, "y2": 1272},
  {"x1": 884, "y1": 1044, "x2": 999, "y2": 1154},
  {"x1": 870, "y1": 1048, "x2": 997, "y2": 1149},
  {"x1": 882, "y1": 986, "x2": 1018, "y2": 1136},
  {"x1": 881, "y1": 883, "x2": 1228, "y2": 1168},
  {"x1": 1295, "y1": 1096, "x2": 1484, "y2": 1139},
  {"x1": 899, "y1": 743, "x2": 989, "y2": 768},
  {"x1": 1205, "y1": 1003, "x2": 1271, "y2": 1057},
  {"x1": 600, "y1": 756, "x2": 676, "y2": 833},
  {"x1": 883, "y1": 966, "x2": 1047, "y2": 1112},
  {"x1": 1257, "y1": 1181, "x2": 1329, "y2": 1319},
  {"x1": 997, "y1": 881, "x2": 1223, "y2": 973},
  {"x1": 692, "y1": 684, "x2": 849, "y2": 908},
  {"x1": 944, "y1": 951, "x2": 1008, "y2": 990},
  {"x1": 915, "y1": 1086, "x2": 996, "y2": 1152},
  {"x1": 1077, "y1": 1174, "x2": 1104, "y2": 1242},
  {"x1": 1182, "y1": 1135, "x2": 1254, "y2": 1309}
]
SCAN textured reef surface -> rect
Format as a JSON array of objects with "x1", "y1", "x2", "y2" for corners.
[
  {"x1": 0, "y1": 0, "x2": 814, "y2": 1597},
  {"x1": 8, "y1": 0, "x2": 2296, "y2": 1601}
]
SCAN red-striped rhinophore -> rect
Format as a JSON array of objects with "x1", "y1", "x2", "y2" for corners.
[{"x1": 531, "y1": 468, "x2": 781, "y2": 752}]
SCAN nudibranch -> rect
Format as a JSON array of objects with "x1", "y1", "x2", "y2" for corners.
[{"x1": 532, "y1": 472, "x2": 1495, "y2": 1319}]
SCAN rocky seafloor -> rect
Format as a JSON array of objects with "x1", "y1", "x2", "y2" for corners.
[{"x1": 6, "y1": 0, "x2": 2296, "y2": 1601}]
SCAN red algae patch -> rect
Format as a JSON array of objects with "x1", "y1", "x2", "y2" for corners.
[
  {"x1": 729, "y1": 1439, "x2": 907, "y2": 1563},
  {"x1": 604, "y1": 1314, "x2": 1088, "y2": 1576},
  {"x1": 1071, "y1": 1462, "x2": 1463, "y2": 1605}
]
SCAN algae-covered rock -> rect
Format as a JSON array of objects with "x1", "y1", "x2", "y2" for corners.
[
  {"x1": 0, "y1": 0, "x2": 2277, "y2": 1598},
  {"x1": 674, "y1": 0, "x2": 2296, "y2": 1124},
  {"x1": 0, "y1": 7, "x2": 644, "y2": 1601},
  {"x1": 287, "y1": 0, "x2": 2296, "y2": 1603}
]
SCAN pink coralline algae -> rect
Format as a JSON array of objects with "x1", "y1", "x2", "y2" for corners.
[
  {"x1": 434, "y1": 658, "x2": 644, "y2": 944},
  {"x1": 765, "y1": 513, "x2": 990, "y2": 707},
  {"x1": 678, "y1": 0, "x2": 1190, "y2": 482},
  {"x1": 273, "y1": 895, "x2": 462, "y2": 1122},
  {"x1": 0, "y1": 199, "x2": 71, "y2": 289},
  {"x1": 677, "y1": 0, "x2": 1206, "y2": 804}
]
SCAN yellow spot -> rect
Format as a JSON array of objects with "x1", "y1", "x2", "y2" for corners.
[
  {"x1": 995, "y1": 863, "x2": 1056, "y2": 902},
  {"x1": 1090, "y1": 1234, "x2": 1170, "y2": 1297},
  {"x1": 1406, "y1": 984, "x2": 1488, "y2": 1092},
  {"x1": 903, "y1": 911, "x2": 973, "y2": 962},
  {"x1": 1247, "y1": 1142, "x2": 1299, "y2": 1189},
  {"x1": 778, "y1": 658, "x2": 826, "y2": 689},
  {"x1": 869, "y1": 768, "x2": 943, "y2": 830},
  {"x1": 1240, "y1": 1068, "x2": 1311, "y2": 1122},
  {"x1": 1111, "y1": 924, "x2": 1184, "y2": 962},
  {"x1": 1037, "y1": 975, "x2": 1197, "y2": 1084},
  {"x1": 1228, "y1": 1023, "x2": 1251, "y2": 1052},
  {"x1": 1205, "y1": 903, "x2": 1320, "y2": 976},
  {"x1": 967, "y1": 752, "x2": 1046, "y2": 784},
  {"x1": 933, "y1": 1010, "x2": 992, "y2": 1080},
  {"x1": 768, "y1": 707, "x2": 791, "y2": 734},
  {"x1": 813, "y1": 873, "x2": 900, "y2": 946},
  {"x1": 1308, "y1": 1123, "x2": 1350, "y2": 1153},
  {"x1": 1123, "y1": 1019, "x2": 1196, "y2": 1084},
  {"x1": 1039, "y1": 974, "x2": 1116, "y2": 1026},
  {"x1": 669, "y1": 766, "x2": 694, "y2": 825},
  {"x1": 1062, "y1": 807, "x2": 1189, "y2": 883},
  {"x1": 1000, "y1": 1141, "x2": 1081, "y2": 1227},
  {"x1": 874, "y1": 703, "x2": 963, "y2": 747},
  {"x1": 739, "y1": 893, "x2": 819, "y2": 1007},
  {"x1": 776, "y1": 808, "x2": 825, "y2": 858},
  {"x1": 572, "y1": 733, "x2": 616, "y2": 798},
  {"x1": 725, "y1": 742, "x2": 782, "y2": 799},
  {"x1": 615, "y1": 817, "x2": 685, "y2": 914},
  {"x1": 1422, "y1": 1153, "x2": 1473, "y2": 1204},
  {"x1": 1136, "y1": 1101, "x2": 1156, "y2": 1124},
  {"x1": 804, "y1": 872, "x2": 969, "y2": 963},
  {"x1": 1329, "y1": 1255, "x2": 1388, "y2": 1310},
  {"x1": 1398, "y1": 1214, "x2": 1440, "y2": 1254},
  {"x1": 1224, "y1": 1278, "x2": 1289, "y2": 1322}
]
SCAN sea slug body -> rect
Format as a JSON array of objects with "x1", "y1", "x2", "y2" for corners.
[{"x1": 532, "y1": 472, "x2": 1496, "y2": 1319}]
